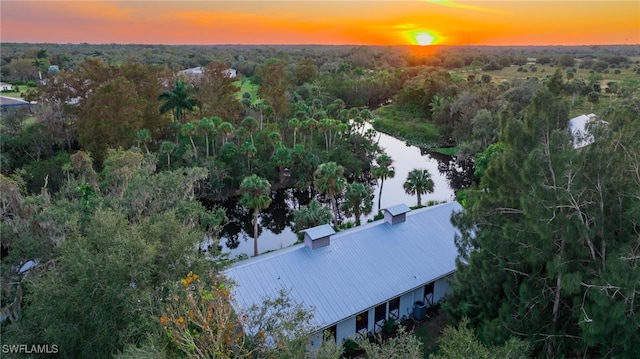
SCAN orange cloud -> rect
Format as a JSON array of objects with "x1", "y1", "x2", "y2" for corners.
[{"x1": 419, "y1": 0, "x2": 507, "y2": 14}]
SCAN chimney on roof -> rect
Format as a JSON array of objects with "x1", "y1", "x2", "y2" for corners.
[
  {"x1": 383, "y1": 204, "x2": 411, "y2": 225},
  {"x1": 303, "y1": 224, "x2": 335, "y2": 250}
]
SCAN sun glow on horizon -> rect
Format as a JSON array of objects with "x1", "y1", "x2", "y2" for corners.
[
  {"x1": 416, "y1": 32, "x2": 436, "y2": 46},
  {"x1": 407, "y1": 31, "x2": 440, "y2": 46}
]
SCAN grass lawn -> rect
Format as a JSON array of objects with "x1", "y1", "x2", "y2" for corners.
[
  {"x1": 234, "y1": 79, "x2": 263, "y2": 106},
  {"x1": 1, "y1": 85, "x2": 33, "y2": 99},
  {"x1": 455, "y1": 60, "x2": 639, "y2": 86},
  {"x1": 413, "y1": 310, "x2": 448, "y2": 358},
  {"x1": 372, "y1": 105, "x2": 440, "y2": 148},
  {"x1": 452, "y1": 60, "x2": 639, "y2": 119}
]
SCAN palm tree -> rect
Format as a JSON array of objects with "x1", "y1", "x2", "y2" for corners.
[
  {"x1": 136, "y1": 129, "x2": 151, "y2": 154},
  {"x1": 301, "y1": 118, "x2": 318, "y2": 148},
  {"x1": 293, "y1": 199, "x2": 332, "y2": 239},
  {"x1": 159, "y1": 81, "x2": 197, "y2": 123},
  {"x1": 32, "y1": 58, "x2": 47, "y2": 77},
  {"x1": 288, "y1": 118, "x2": 300, "y2": 147},
  {"x1": 371, "y1": 153, "x2": 395, "y2": 212},
  {"x1": 160, "y1": 141, "x2": 176, "y2": 169},
  {"x1": 239, "y1": 175, "x2": 272, "y2": 257},
  {"x1": 313, "y1": 162, "x2": 346, "y2": 227},
  {"x1": 340, "y1": 182, "x2": 373, "y2": 226},
  {"x1": 403, "y1": 169, "x2": 435, "y2": 207},
  {"x1": 318, "y1": 118, "x2": 332, "y2": 151},
  {"x1": 270, "y1": 146, "x2": 293, "y2": 183},
  {"x1": 198, "y1": 117, "x2": 215, "y2": 158},
  {"x1": 218, "y1": 121, "x2": 234, "y2": 145},
  {"x1": 240, "y1": 116, "x2": 258, "y2": 146},
  {"x1": 240, "y1": 141, "x2": 257, "y2": 171},
  {"x1": 181, "y1": 122, "x2": 198, "y2": 161},
  {"x1": 267, "y1": 131, "x2": 282, "y2": 152}
]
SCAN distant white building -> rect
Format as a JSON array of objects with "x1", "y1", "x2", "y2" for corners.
[
  {"x1": 0, "y1": 82, "x2": 12, "y2": 91},
  {"x1": 224, "y1": 202, "x2": 463, "y2": 349},
  {"x1": 568, "y1": 113, "x2": 606, "y2": 149},
  {"x1": 178, "y1": 66, "x2": 237, "y2": 79}
]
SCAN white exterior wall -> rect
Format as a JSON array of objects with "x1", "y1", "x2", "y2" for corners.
[
  {"x1": 433, "y1": 274, "x2": 453, "y2": 303},
  {"x1": 308, "y1": 331, "x2": 323, "y2": 351},
  {"x1": 399, "y1": 291, "x2": 415, "y2": 320},
  {"x1": 336, "y1": 316, "x2": 356, "y2": 343},
  {"x1": 307, "y1": 316, "x2": 356, "y2": 351},
  {"x1": 309, "y1": 273, "x2": 455, "y2": 351}
]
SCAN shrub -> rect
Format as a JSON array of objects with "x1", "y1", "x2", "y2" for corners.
[
  {"x1": 383, "y1": 318, "x2": 396, "y2": 334},
  {"x1": 342, "y1": 338, "x2": 360, "y2": 358}
]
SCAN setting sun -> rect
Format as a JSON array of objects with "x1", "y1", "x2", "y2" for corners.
[
  {"x1": 415, "y1": 32, "x2": 436, "y2": 46},
  {"x1": 405, "y1": 30, "x2": 440, "y2": 46}
]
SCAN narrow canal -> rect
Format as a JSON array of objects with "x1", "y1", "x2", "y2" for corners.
[{"x1": 214, "y1": 125, "x2": 471, "y2": 258}]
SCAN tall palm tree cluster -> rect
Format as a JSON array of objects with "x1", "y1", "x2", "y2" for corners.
[{"x1": 191, "y1": 150, "x2": 435, "y2": 257}]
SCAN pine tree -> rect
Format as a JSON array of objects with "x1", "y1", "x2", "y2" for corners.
[{"x1": 445, "y1": 87, "x2": 640, "y2": 357}]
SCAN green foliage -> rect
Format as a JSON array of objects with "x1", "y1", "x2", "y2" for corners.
[
  {"x1": 1, "y1": 148, "x2": 228, "y2": 358},
  {"x1": 382, "y1": 318, "x2": 396, "y2": 334},
  {"x1": 293, "y1": 199, "x2": 332, "y2": 237},
  {"x1": 7, "y1": 209, "x2": 208, "y2": 358},
  {"x1": 372, "y1": 117, "x2": 439, "y2": 148},
  {"x1": 356, "y1": 326, "x2": 424, "y2": 359},
  {"x1": 473, "y1": 142, "x2": 504, "y2": 180},
  {"x1": 403, "y1": 169, "x2": 435, "y2": 207},
  {"x1": 446, "y1": 87, "x2": 640, "y2": 357},
  {"x1": 20, "y1": 150, "x2": 69, "y2": 194},
  {"x1": 371, "y1": 152, "x2": 395, "y2": 212},
  {"x1": 159, "y1": 80, "x2": 197, "y2": 123},
  {"x1": 429, "y1": 318, "x2": 531, "y2": 359},
  {"x1": 257, "y1": 59, "x2": 290, "y2": 122},
  {"x1": 239, "y1": 174, "x2": 272, "y2": 256},
  {"x1": 340, "y1": 182, "x2": 373, "y2": 226},
  {"x1": 342, "y1": 338, "x2": 360, "y2": 358},
  {"x1": 313, "y1": 162, "x2": 347, "y2": 227}
]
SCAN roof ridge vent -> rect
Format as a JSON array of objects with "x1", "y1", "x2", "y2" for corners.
[
  {"x1": 383, "y1": 204, "x2": 411, "y2": 225},
  {"x1": 303, "y1": 224, "x2": 335, "y2": 250}
]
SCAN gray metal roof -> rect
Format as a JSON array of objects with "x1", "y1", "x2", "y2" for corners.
[
  {"x1": 303, "y1": 224, "x2": 336, "y2": 240},
  {"x1": 569, "y1": 113, "x2": 599, "y2": 149},
  {"x1": 224, "y1": 201, "x2": 463, "y2": 329},
  {"x1": 0, "y1": 96, "x2": 33, "y2": 108},
  {"x1": 383, "y1": 203, "x2": 411, "y2": 216}
]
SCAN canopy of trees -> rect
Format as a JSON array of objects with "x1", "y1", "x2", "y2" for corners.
[{"x1": 1, "y1": 42, "x2": 638, "y2": 358}]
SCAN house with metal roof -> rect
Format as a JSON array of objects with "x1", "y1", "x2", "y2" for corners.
[
  {"x1": 224, "y1": 201, "x2": 463, "y2": 349},
  {"x1": 178, "y1": 66, "x2": 237, "y2": 79},
  {"x1": 0, "y1": 96, "x2": 34, "y2": 111},
  {"x1": 569, "y1": 113, "x2": 597, "y2": 149}
]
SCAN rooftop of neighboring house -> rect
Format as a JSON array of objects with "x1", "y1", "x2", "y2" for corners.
[
  {"x1": 569, "y1": 113, "x2": 605, "y2": 149},
  {"x1": 0, "y1": 96, "x2": 32, "y2": 108}
]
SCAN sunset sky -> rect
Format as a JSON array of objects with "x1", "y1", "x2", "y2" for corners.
[{"x1": 1, "y1": 1, "x2": 638, "y2": 46}]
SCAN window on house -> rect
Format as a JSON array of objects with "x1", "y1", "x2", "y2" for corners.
[
  {"x1": 424, "y1": 281, "x2": 435, "y2": 307},
  {"x1": 355, "y1": 311, "x2": 368, "y2": 337},
  {"x1": 374, "y1": 303, "x2": 386, "y2": 333},
  {"x1": 388, "y1": 297, "x2": 400, "y2": 320},
  {"x1": 323, "y1": 324, "x2": 337, "y2": 342}
]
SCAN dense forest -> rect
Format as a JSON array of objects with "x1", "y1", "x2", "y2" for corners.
[{"x1": 1, "y1": 43, "x2": 639, "y2": 358}]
